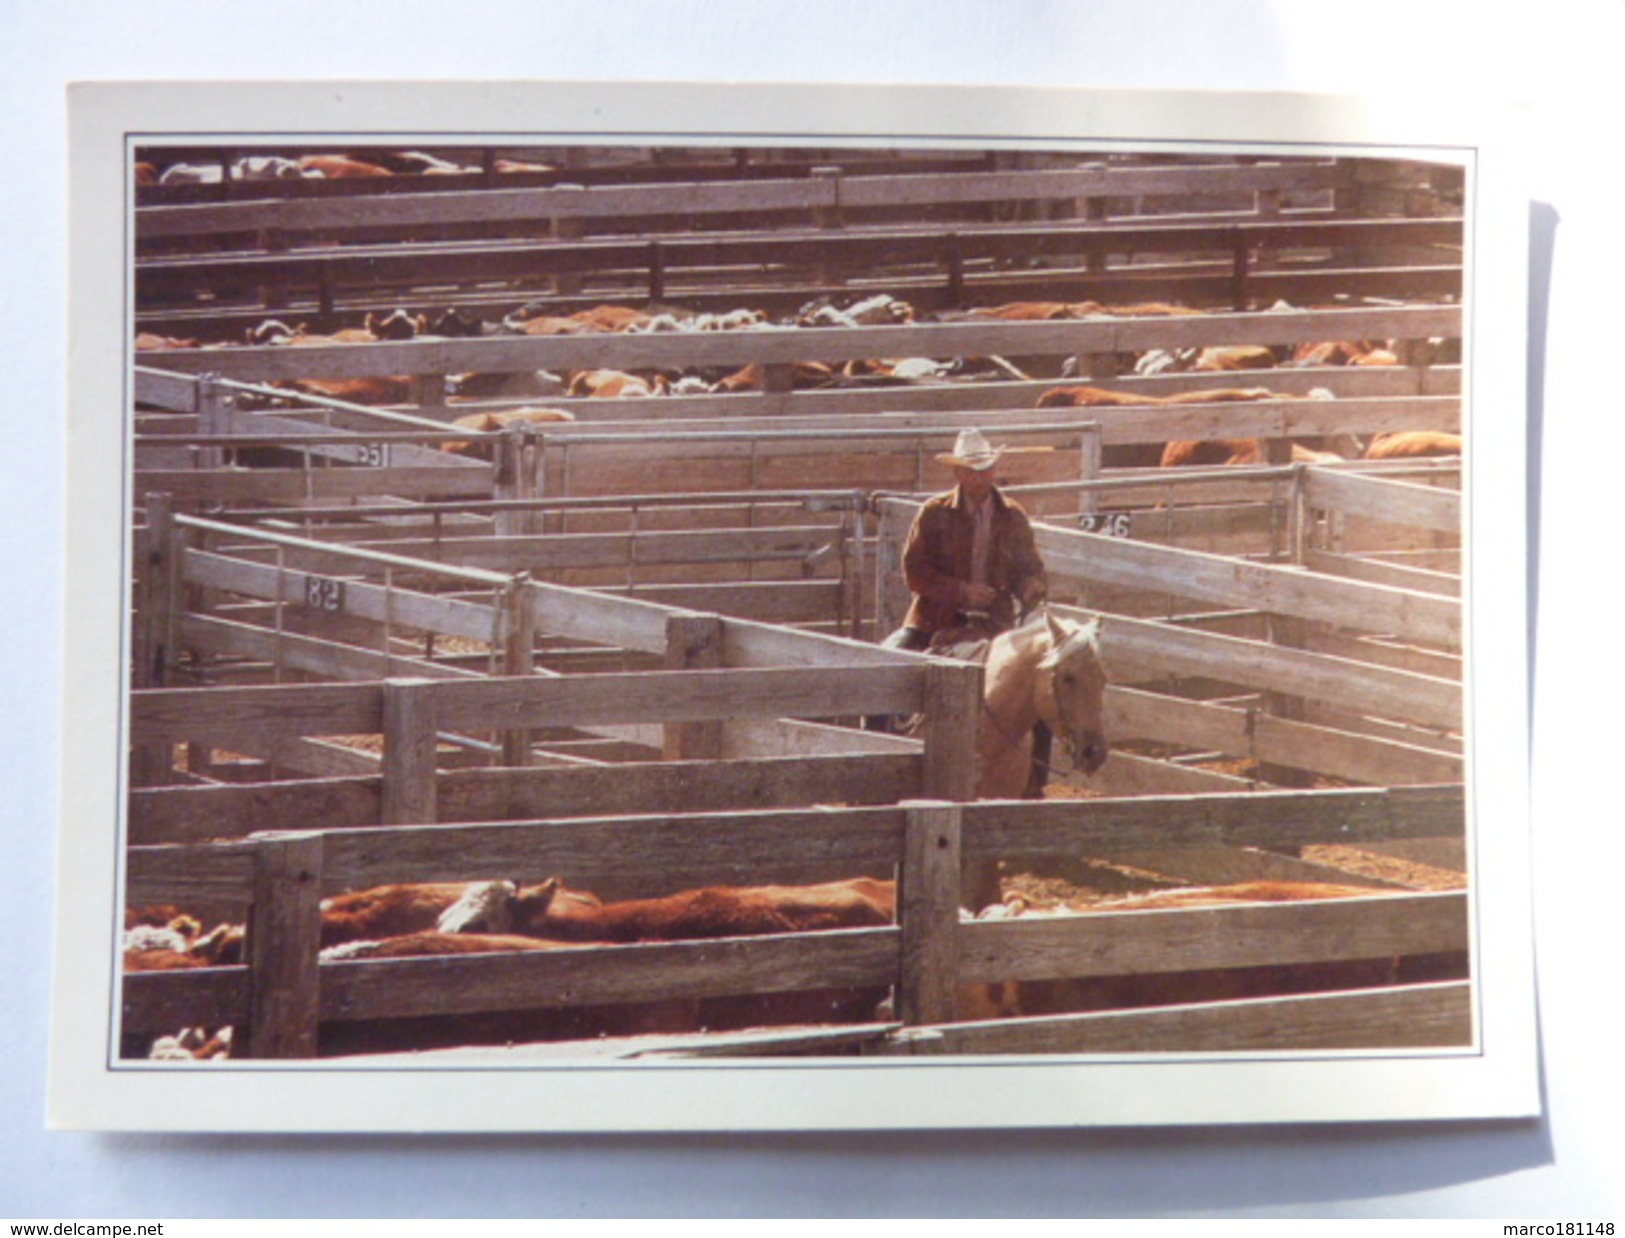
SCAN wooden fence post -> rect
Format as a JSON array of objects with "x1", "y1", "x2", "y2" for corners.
[
  {"x1": 920, "y1": 660, "x2": 988, "y2": 907},
  {"x1": 133, "y1": 492, "x2": 175, "y2": 691},
  {"x1": 897, "y1": 800, "x2": 963, "y2": 1027},
  {"x1": 493, "y1": 426, "x2": 525, "y2": 539},
  {"x1": 131, "y1": 493, "x2": 180, "y2": 787},
  {"x1": 920, "y1": 661, "x2": 981, "y2": 803},
  {"x1": 500, "y1": 574, "x2": 537, "y2": 767},
  {"x1": 382, "y1": 678, "x2": 438, "y2": 824},
  {"x1": 810, "y1": 165, "x2": 843, "y2": 288},
  {"x1": 1078, "y1": 427, "x2": 1102, "y2": 521},
  {"x1": 873, "y1": 499, "x2": 913, "y2": 639},
  {"x1": 552, "y1": 188, "x2": 584, "y2": 295},
  {"x1": 241, "y1": 831, "x2": 325, "y2": 1059},
  {"x1": 664, "y1": 612, "x2": 725, "y2": 760},
  {"x1": 195, "y1": 374, "x2": 228, "y2": 472}
]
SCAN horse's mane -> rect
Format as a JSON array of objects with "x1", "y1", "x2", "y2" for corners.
[{"x1": 1037, "y1": 614, "x2": 1103, "y2": 671}]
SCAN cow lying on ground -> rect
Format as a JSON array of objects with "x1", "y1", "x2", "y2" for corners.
[
  {"x1": 1038, "y1": 384, "x2": 1339, "y2": 468},
  {"x1": 440, "y1": 408, "x2": 576, "y2": 458},
  {"x1": 1364, "y1": 431, "x2": 1462, "y2": 459},
  {"x1": 503, "y1": 876, "x2": 897, "y2": 942}
]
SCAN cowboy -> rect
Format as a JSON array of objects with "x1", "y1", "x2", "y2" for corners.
[
  {"x1": 883, "y1": 427, "x2": 1048, "y2": 653},
  {"x1": 879, "y1": 429, "x2": 1053, "y2": 796}
]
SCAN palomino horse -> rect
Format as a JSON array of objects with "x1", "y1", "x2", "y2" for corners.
[
  {"x1": 930, "y1": 610, "x2": 1110, "y2": 908},
  {"x1": 938, "y1": 610, "x2": 1109, "y2": 800}
]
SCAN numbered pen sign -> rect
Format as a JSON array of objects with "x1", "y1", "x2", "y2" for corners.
[
  {"x1": 1080, "y1": 510, "x2": 1133, "y2": 538},
  {"x1": 352, "y1": 442, "x2": 388, "y2": 467},
  {"x1": 304, "y1": 575, "x2": 345, "y2": 612}
]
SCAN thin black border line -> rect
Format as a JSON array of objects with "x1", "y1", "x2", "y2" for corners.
[{"x1": 109, "y1": 127, "x2": 1489, "y2": 1084}]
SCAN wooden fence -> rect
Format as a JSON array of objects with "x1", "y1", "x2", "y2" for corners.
[{"x1": 120, "y1": 784, "x2": 1469, "y2": 1059}]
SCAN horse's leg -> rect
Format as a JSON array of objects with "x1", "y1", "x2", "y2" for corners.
[
  {"x1": 1022, "y1": 721, "x2": 1053, "y2": 799},
  {"x1": 963, "y1": 860, "x2": 1003, "y2": 913}
]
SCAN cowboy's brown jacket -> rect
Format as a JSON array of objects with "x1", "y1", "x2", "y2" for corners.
[{"x1": 901, "y1": 485, "x2": 1048, "y2": 635}]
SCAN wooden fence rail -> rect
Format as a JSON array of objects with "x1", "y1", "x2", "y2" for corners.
[
  {"x1": 119, "y1": 784, "x2": 1468, "y2": 1058},
  {"x1": 134, "y1": 158, "x2": 1361, "y2": 240},
  {"x1": 136, "y1": 306, "x2": 1465, "y2": 384}
]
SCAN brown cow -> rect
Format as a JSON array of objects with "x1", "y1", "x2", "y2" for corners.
[
  {"x1": 135, "y1": 332, "x2": 201, "y2": 351},
  {"x1": 319, "y1": 881, "x2": 511, "y2": 947},
  {"x1": 297, "y1": 154, "x2": 393, "y2": 179},
  {"x1": 507, "y1": 876, "x2": 896, "y2": 943},
  {"x1": 1192, "y1": 345, "x2": 1279, "y2": 372},
  {"x1": 440, "y1": 408, "x2": 576, "y2": 459},
  {"x1": 710, "y1": 360, "x2": 836, "y2": 393},
  {"x1": 1364, "y1": 431, "x2": 1463, "y2": 459},
  {"x1": 1291, "y1": 339, "x2": 1400, "y2": 368},
  {"x1": 1039, "y1": 384, "x2": 1293, "y2": 468},
  {"x1": 320, "y1": 931, "x2": 567, "y2": 961}
]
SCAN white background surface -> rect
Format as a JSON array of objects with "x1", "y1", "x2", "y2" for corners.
[{"x1": 3, "y1": 0, "x2": 1617, "y2": 1218}]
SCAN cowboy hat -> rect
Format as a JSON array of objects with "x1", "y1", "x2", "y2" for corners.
[{"x1": 936, "y1": 428, "x2": 1004, "y2": 471}]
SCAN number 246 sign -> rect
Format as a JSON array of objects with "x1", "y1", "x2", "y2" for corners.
[{"x1": 1080, "y1": 511, "x2": 1132, "y2": 538}]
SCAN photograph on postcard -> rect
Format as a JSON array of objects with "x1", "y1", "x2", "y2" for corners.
[{"x1": 54, "y1": 82, "x2": 1538, "y2": 1131}]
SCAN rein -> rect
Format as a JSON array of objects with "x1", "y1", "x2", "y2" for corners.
[{"x1": 979, "y1": 696, "x2": 1065, "y2": 778}]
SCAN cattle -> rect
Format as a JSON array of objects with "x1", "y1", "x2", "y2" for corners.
[
  {"x1": 135, "y1": 332, "x2": 200, "y2": 351},
  {"x1": 627, "y1": 308, "x2": 772, "y2": 334},
  {"x1": 958, "y1": 300, "x2": 1204, "y2": 322},
  {"x1": 246, "y1": 318, "x2": 303, "y2": 346},
  {"x1": 839, "y1": 357, "x2": 956, "y2": 384},
  {"x1": 242, "y1": 315, "x2": 424, "y2": 405},
  {"x1": 710, "y1": 360, "x2": 836, "y2": 393},
  {"x1": 308, "y1": 877, "x2": 896, "y2": 1056},
  {"x1": 440, "y1": 408, "x2": 576, "y2": 459},
  {"x1": 959, "y1": 301, "x2": 1074, "y2": 321},
  {"x1": 1038, "y1": 385, "x2": 1285, "y2": 409},
  {"x1": 1364, "y1": 431, "x2": 1463, "y2": 460},
  {"x1": 503, "y1": 876, "x2": 896, "y2": 943},
  {"x1": 122, "y1": 915, "x2": 242, "y2": 972},
  {"x1": 284, "y1": 325, "x2": 378, "y2": 346},
  {"x1": 501, "y1": 303, "x2": 652, "y2": 335},
  {"x1": 147, "y1": 1026, "x2": 233, "y2": 1061},
  {"x1": 289, "y1": 376, "x2": 414, "y2": 406},
  {"x1": 566, "y1": 369, "x2": 666, "y2": 398},
  {"x1": 794, "y1": 293, "x2": 914, "y2": 328},
  {"x1": 319, "y1": 881, "x2": 508, "y2": 947},
  {"x1": 1290, "y1": 339, "x2": 1400, "y2": 368},
  {"x1": 232, "y1": 155, "x2": 306, "y2": 182},
  {"x1": 158, "y1": 163, "x2": 224, "y2": 186},
  {"x1": 1156, "y1": 389, "x2": 1354, "y2": 468},
  {"x1": 494, "y1": 158, "x2": 557, "y2": 175},
  {"x1": 1039, "y1": 384, "x2": 1350, "y2": 469},
  {"x1": 507, "y1": 314, "x2": 595, "y2": 337},
  {"x1": 320, "y1": 931, "x2": 565, "y2": 962},
  {"x1": 364, "y1": 308, "x2": 426, "y2": 341},
  {"x1": 570, "y1": 304, "x2": 654, "y2": 333},
  {"x1": 425, "y1": 306, "x2": 499, "y2": 338},
  {"x1": 447, "y1": 370, "x2": 567, "y2": 402},
  {"x1": 297, "y1": 154, "x2": 393, "y2": 179},
  {"x1": 1039, "y1": 384, "x2": 1288, "y2": 467},
  {"x1": 374, "y1": 150, "x2": 475, "y2": 176},
  {"x1": 1192, "y1": 345, "x2": 1280, "y2": 372}
]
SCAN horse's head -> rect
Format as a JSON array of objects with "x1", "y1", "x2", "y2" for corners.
[{"x1": 1037, "y1": 612, "x2": 1109, "y2": 775}]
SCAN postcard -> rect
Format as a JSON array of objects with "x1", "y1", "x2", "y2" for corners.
[{"x1": 51, "y1": 80, "x2": 1537, "y2": 1131}]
